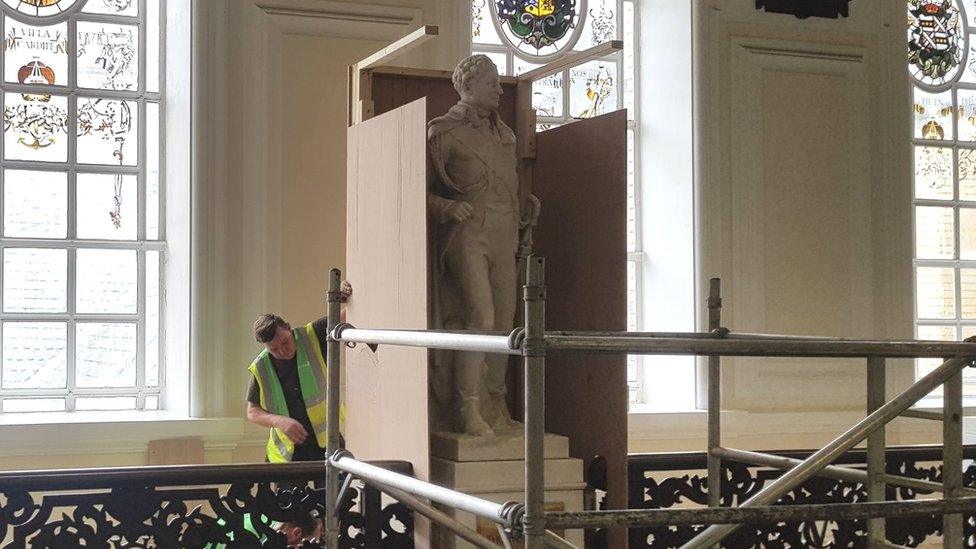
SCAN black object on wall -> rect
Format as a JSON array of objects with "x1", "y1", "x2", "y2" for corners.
[{"x1": 756, "y1": 0, "x2": 851, "y2": 19}]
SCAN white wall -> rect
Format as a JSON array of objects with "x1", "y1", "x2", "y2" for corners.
[{"x1": 631, "y1": 0, "x2": 936, "y2": 453}]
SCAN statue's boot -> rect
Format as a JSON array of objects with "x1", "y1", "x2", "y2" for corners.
[
  {"x1": 486, "y1": 393, "x2": 521, "y2": 431},
  {"x1": 459, "y1": 398, "x2": 494, "y2": 437}
]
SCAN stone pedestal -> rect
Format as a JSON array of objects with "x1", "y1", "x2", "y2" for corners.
[{"x1": 429, "y1": 430, "x2": 586, "y2": 548}]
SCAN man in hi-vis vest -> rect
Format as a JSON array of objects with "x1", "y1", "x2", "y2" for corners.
[{"x1": 245, "y1": 282, "x2": 350, "y2": 463}]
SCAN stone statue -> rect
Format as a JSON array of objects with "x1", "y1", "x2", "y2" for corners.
[{"x1": 427, "y1": 54, "x2": 540, "y2": 437}]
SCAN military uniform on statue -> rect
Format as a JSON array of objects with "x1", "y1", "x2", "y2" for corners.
[{"x1": 426, "y1": 54, "x2": 584, "y2": 548}]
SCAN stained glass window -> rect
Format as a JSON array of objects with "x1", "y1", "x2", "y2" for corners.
[
  {"x1": 473, "y1": 0, "x2": 644, "y2": 403},
  {"x1": 909, "y1": 0, "x2": 976, "y2": 399},
  {"x1": 0, "y1": 0, "x2": 163, "y2": 413}
]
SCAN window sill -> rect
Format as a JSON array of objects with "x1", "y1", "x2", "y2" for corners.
[{"x1": 0, "y1": 413, "x2": 253, "y2": 460}]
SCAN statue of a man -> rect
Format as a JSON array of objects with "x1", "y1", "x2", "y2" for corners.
[{"x1": 427, "y1": 54, "x2": 540, "y2": 437}]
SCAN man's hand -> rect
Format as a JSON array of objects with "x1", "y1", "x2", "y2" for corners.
[
  {"x1": 340, "y1": 280, "x2": 352, "y2": 303},
  {"x1": 275, "y1": 417, "x2": 309, "y2": 444},
  {"x1": 446, "y1": 200, "x2": 474, "y2": 222}
]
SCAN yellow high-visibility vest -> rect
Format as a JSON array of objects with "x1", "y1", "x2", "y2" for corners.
[{"x1": 248, "y1": 322, "x2": 342, "y2": 462}]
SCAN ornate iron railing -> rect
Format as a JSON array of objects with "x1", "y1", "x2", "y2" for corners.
[
  {"x1": 0, "y1": 460, "x2": 414, "y2": 548},
  {"x1": 627, "y1": 444, "x2": 976, "y2": 548}
]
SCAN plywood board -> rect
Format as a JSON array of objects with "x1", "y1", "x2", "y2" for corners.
[
  {"x1": 532, "y1": 110, "x2": 629, "y2": 545},
  {"x1": 370, "y1": 71, "x2": 518, "y2": 128},
  {"x1": 345, "y1": 98, "x2": 430, "y2": 486}
]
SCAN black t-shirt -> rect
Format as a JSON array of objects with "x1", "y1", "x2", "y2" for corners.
[{"x1": 247, "y1": 317, "x2": 330, "y2": 450}]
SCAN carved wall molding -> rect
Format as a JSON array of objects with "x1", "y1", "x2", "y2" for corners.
[{"x1": 255, "y1": 0, "x2": 422, "y2": 39}]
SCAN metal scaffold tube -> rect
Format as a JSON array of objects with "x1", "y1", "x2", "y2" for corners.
[
  {"x1": 523, "y1": 255, "x2": 547, "y2": 549},
  {"x1": 324, "y1": 270, "x2": 343, "y2": 548},
  {"x1": 366, "y1": 479, "x2": 504, "y2": 549},
  {"x1": 544, "y1": 334, "x2": 976, "y2": 358},
  {"x1": 678, "y1": 354, "x2": 976, "y2": 549},
  {"x1": 543, "y1": 497, "x2": 976, "y2": 529},
  {"x1": 330, "y1": 450, "x2": 523, "y2": 529},
  {"x1": 333, "y1": 326, "x2": 520, "y2": 355},
  {"x1": 706, "y1": 278, "x2": 722, "y2": 522}
]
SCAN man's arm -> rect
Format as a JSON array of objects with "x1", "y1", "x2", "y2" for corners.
[
  {"x1": 246, "y1": 402, "x2": 309, "y2": 444},
  {"x1": 245, "y1": 377, "x2": 308, "y2": 443}
]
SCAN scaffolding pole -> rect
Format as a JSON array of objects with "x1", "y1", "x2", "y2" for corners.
[
  {"x1": 324, "y1": 270, "x2": 343, "y2": 549},
  {"x1": 866, "y1": 356, "x2": 886, "y2": 548},
  {"x1": 706, "y1": 278, "x2": 722, "y2": 549},
  {"x1": 523, "y1": 256, "x2": 547, "y2": 549}
]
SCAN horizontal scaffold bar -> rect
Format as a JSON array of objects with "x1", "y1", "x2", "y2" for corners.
[
  {"x1": 544, "y1": 333, "x2": 976, "y2": 358},
  {"x1": 330, "y1": 451, "x2": 523, "y2": 529},
  {"x1": 544, "y1": 497, "x2": 976, "y2": 529},
  {"x1": 332, "y1": 325, "x2": 520, "y2": 355}
]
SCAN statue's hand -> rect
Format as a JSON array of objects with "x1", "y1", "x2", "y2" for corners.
[{"x1": 447, "y1": 200, "x2": 475, "y2": 222}]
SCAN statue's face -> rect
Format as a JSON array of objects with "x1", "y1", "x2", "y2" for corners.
[{"x1": 462, "y1": 64, "x2": 502, "y2": 111}]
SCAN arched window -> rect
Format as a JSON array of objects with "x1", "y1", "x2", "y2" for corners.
[
  {"x1": 910, "y1": 0, "x2": 976, "y2": 399},
  {"x1": 0, "y1": 0, "x2": 164, "y2": 413}
]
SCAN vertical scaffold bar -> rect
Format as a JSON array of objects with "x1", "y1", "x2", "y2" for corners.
[
  {"x1": 943, "y1": 366, "x2": 963, "y2": 547},
  {"x1": 706, "y1": 278, "x2": 722, "y2": 520},
  {"x1": 866, "y1": 356, "x2": 885, "y2": 548},
  {"x1": 325, "y1": 270, "x2": 343, "y2": 549},
  {"x1": 523, "y1": 256, "x2": 547, "y2": 549}
]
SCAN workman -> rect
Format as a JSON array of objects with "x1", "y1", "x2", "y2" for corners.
[{"x1": 245, "y1": 282, "x2": 350, "y2": 463}]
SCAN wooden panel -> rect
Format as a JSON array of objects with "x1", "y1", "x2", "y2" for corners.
[
  {"x1": 147, "y1": 438, "x2": 205, "y2": 465},
  {"x1": 370, "y1": 71, "x2": 518, "y2": 128},
  {"x1": 532, "y1": 111, "x2": 629, "y2": 538},
  {"x1": 345, "y1": 99, "x2": 430, "y2": 488}
]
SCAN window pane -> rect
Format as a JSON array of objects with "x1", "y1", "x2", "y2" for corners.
[
  {"x1": 76, "y1": 396, "x2": 136, "y2": 410},
  {"x1": 76, "y1": 249, "x2": 137, "y2": 314},
  {"x1": 915, "y1": 206, "x2": 955, "y2": 259},
  {"x1": 575, "y1": 0, "x2": 618, "y2": 51},
  {"x1": 917, "y1": 266, "x2": 956, "y2": 319},
  {"x1": 513, "y1": 59, "x2": 565, "y2": 117},
  {"x1": 914, "y1": 146, "x2": 953, "y2": 200},
  {"x1": 570, "y1": 60, "x2": 617, "y2": 118},
  {"x1": 959, "y1": 89, "x2": 976, "y2": 142},
  {"x1": 3, "y1": 20, "x2": 68, "y2": 86},
  {"x1": 3, "y1": 169, "x2": 67, "y2": 238},
  {"x1": 146, "y1": 250, "x2": 159, "y2": 387},
  {"x1": 626, "y1": 260, "x2": 638, "y2": 330},
  {"x1": 627, "y1": 128, "x2": 637, "y2": 252},
  {"x1": 962, "y1": 269, "x2": 976, "y2": 319},
  {"x1": 82, "y1": 0, "x2": 138, "y2": 16},
  {"x1": 147, "y1": 102, "x2": 159, "y2": 239},
  {"x1": 145, "y1": 395, "x2": 158, "y2": 410},
  {"x1": 147, "y1": 0, "x2": 159, "y2": 92},
  {"x1": 481, "y1": 51, "x2": 508, "y2": 76},
  {"x1": 76, "y1": 173, "x2": 137, "y2": 240},
  {"x1": 472, "y1": 0, "x2": 501, "y2": 45},
  {"x1": 2, "y1": 0, "x2": 80, "y2": 18},
  {"x1": 2, "y1": 398, "x2": 64, "y2": 412},
  {"x1": 75, "y1": 322, "x2": 136, "y2": 388},
  {"x1": 623, "y1": 1, "x2": 635, "y2": 116},
  {"x1": 4, "y1": 92, "x2": 67, "y2": 162},
  {"x1": 2, "y1": 322, "x2": 66, "y2": 389},
  {"x1": 961, "y1": 208, "x2": 976, "y2": 259},
  {"x1": 76, "y1": 98, "x2": 137, "y2": 165},
  {"x1": 76, "y1": 22, "x2": 138, "y2": 91},
  {"x1": 3, "y1": 248, "x2": 66, "y2": 312},
  {"x1": 917, "y1": 324, "x2": 956, "y2": 340},
  {"x1": 913, "y1": 88, "x2": 953, "y2": 141},
  {"x1": 960, "y1": 149, "x2": 976, "y2": 201}
]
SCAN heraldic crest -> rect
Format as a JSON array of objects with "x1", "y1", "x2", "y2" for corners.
[
  {"x1": 908, "y1": 0, "x2": 966, "y2": 88},
  {"x1": 494, "y1": 0, "x2": 578, "y2": 50}
]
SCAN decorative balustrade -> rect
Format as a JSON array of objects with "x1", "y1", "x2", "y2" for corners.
[
  {"x1": 627, "y1": 444, "x2": 976, "y2": 548},
  {"x1": 0, "y1": 460, "x2": 414, "y2": 548}
]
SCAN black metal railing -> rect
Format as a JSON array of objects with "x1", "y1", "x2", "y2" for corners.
[
  {"x1": 628, "y1": 444, "x2": 976, "y2": 548},
  {"x1": 0, "y1": 460, "x2": 414, "y2": 548}
]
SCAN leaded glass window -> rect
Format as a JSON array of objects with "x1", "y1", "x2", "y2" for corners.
[
  {"x1": 909, "y1": 0, "x2": 976, "y2": 400},
  {"x1": 0, "y1": 0, "x2": 163, "y2": 413},
  {"x1": 472, "y1": 0, "x2": 645, "y2": 403}
]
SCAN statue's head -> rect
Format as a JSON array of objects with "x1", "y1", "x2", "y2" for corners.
[{"x1": 453, "y1": 54, "x2": 502, "y2": 111}]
